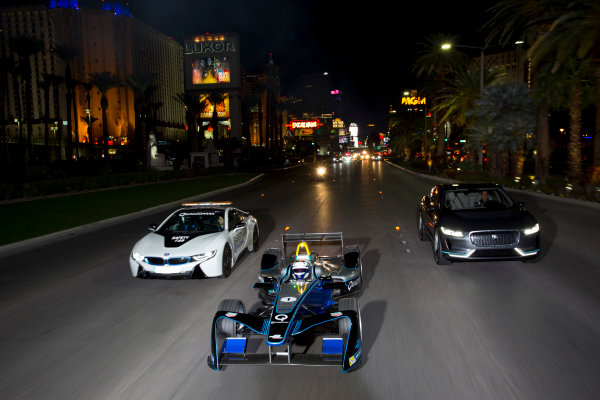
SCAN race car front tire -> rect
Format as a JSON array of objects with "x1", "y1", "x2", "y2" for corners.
[{"x1": 217, "y1": 299, "x2": 244, "y2": 337}]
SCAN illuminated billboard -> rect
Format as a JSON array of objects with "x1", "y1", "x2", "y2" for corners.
[
  {"x1": 286, "y1": 119, "x2": 323, "y2": 136},
  {"x1": 184, "y1": 34, "x2": 240, "y2": 90},
  {"x1": 199, "y1": 95, "x2": 229, "y2": 119}
]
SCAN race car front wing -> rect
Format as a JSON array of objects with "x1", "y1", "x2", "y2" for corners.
[{"x1": 207, "y1": 309, "x2": 362, "y2": 372}]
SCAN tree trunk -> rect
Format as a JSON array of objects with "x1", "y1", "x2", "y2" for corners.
[
  {"x1": 513, "y1": 141, "x2": 526, "y2": 179},
  {"x1": 535, "y1": 106, "x2": 550, "y2": 184},
  {"x1": 594, "y1": 65, "x2": 600, "y2": 167},
  {"x1": 101, "y1": 95, "x2": 109, "y2": 160},
  {"x1": 567, "y1": 86, "x2": 583, "y2": 187}
]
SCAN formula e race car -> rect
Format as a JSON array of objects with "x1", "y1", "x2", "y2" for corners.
[{"x1": 208, "y1": 232, "x2": 363, "y2": 372}]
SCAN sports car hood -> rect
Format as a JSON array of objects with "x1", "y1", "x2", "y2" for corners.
[
  {"x1": 441, "y1": 208, "x2": 536, "y2": 231},
  {"x1": 134, "y1": 232, "x2": 223, "y2": 256}
]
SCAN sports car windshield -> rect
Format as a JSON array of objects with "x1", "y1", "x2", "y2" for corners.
[
  {"x1": 159, "y1": 209, "x2": 225, "y2": 234},
  {"x1": 444, "y1": 188, "x2": 513, "y2": 210}
]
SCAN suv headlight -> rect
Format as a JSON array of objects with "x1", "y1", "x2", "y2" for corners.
[
  {"x1": 440, "y1": 226, "x2": 464, "y2": 237},
  {"x1": 132, "y1": 251, "x2": 144, "y2": 262},
  {"x1": 192, "y1": 250, "x2": 217, "y2": 262},
  {"x1": 523, "y1": 223, "x2": 539, "y2": 235}
]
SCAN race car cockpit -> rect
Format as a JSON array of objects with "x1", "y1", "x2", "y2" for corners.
[{"x1": 287, "y1": 242, "x2": 316, "y2": 285}]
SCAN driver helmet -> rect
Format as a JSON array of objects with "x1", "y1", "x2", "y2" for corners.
[{"x1": 291, "y1": 260, "x2": 310, "y2": 281}]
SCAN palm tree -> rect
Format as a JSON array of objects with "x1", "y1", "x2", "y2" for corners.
[
  {"x1": 412, "y1": 33, "x2": 469, "y2": 162},
  {"x1": 80, "y1": 81, "x2": 97, "y2": 159},
  {"x1": 434, "y1": 66, "x2": 504, "y2": 133},
  {"x1": 0, "y1": 56, "x2": 12, "y2": 174},
  {"x1": 8, "y1": 35, "x2": 44, "y2": 166},
  {"x1": 467, "y1": 82, "x2": 536, "y2": 179},
  {"x1": 54, "y1": 44, "x2": 82, "y2": 162},
  {"x1": 484, "y1": 0, "x2": 568, "y2": 183},
  {"x1": 40, "y1": 73, "x2": 64, "y2": 163},
  {"x1": 525, "y1": 0, "x2": 600, "y2": 167},
  {"x1": 126, "y1": 72, "x2": 157, "y2": 166},
  {"x1": 88, "y1": 71, "x2": 121, "y2": 161}
]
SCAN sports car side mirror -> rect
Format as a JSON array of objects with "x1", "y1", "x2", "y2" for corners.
[{"x1": 148, "y1": 224, "x2": 157, "y2": 231}]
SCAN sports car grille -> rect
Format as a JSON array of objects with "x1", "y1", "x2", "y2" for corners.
[
  {"x1": 469, "y1": 231, "x2": 518, "y2": 247},
  {"x1": 472, "y1": 249, "x2": 517, "y2": 257},
  {"x1": 144, "y1": 257, "x2": 191, "y2": 265}
]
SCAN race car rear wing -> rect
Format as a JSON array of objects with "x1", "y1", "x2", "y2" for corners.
[{"x1": 281, "y1": 232, "x2": 343, "y2": 257}]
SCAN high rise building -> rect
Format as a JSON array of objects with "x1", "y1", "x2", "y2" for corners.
[{"x1": 0, "y1": 0, "x2": 185, "y2": 161}]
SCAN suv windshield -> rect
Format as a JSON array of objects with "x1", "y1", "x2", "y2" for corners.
[
  {"x1": 443, "y1": 188, "x2": 513, "y2": 210},
  {"x1": 159, "y1": 209, "x2": 225, "y2": 234}
]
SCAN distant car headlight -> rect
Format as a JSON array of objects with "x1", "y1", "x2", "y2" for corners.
[
  {"x1": 440, "y1": 226, "x2": 464, "y2": 237},
  {"x1": 316, "y1": 167, "x2": 326, "y2": 176},
  {"x1": 132, "y1": 251, "x2": 144, "y2": 262},
  {"x1": 192, "y1": 250, "x2": 217, "y2": 262},
  {"x1": 523, "y1": 223, "x2": 539, "y2": 235}
]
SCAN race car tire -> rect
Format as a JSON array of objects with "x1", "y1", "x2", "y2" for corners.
[
  {"x1": 433, "y1": 230, "x2": 451, "y2": 265},
  {"x1": 338, "y1": 298, "x2": 362, "y2": 339},
  {"x1": 418, "y1": 212, "x2": 428, "y2": 241},
  {"x1": 251, "y1": 228, "x2": 259, "y2": 252},
  {"x1": 338, "y1": 298, "x2": 362, "y2": 367},
  {"x1": 220, "y1": 245, "x2": 233, "y2": 278},
  {"x1": 135, "y1": 266, "x2": 147, "y2": 279},
  {"x1": 217, "y1": 299, "x2": 245, "y2": 337}
]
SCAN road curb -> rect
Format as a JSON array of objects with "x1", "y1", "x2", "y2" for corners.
[
  {"x1": 386, "y1": 160, "x2": 600, "y2": 210},
  {"x1": 0, "y1": 173, "x2": 264, "y2": 256}
]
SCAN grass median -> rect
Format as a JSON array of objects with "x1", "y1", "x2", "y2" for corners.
[{"x1": 0, "y1": 173, "x2": 258, "y2": 246}]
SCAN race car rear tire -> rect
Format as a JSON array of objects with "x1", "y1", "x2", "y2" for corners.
[{"x1": 217, "y1": 299, "x2": 244, "y2": 337}]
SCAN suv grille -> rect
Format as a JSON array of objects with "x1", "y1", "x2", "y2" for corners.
[{"x1": 470, "y1": 231, "x2": 518, "y2": 247}]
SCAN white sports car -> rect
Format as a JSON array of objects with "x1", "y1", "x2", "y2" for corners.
[{"x1": 129, "y1": 202, "x2": 259, "y2": 278}]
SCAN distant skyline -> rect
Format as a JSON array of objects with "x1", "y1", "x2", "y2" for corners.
[{"x1": 2, "y1": 0, "x2": 496, "y2": 132}]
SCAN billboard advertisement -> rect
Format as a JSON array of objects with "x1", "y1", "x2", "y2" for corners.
[
  {"x1": 199, "y1": 95, "x2": 230, "y2": 119},
  {"x1": 184, "y1": 33, "x2": 240, "y2": 90}
]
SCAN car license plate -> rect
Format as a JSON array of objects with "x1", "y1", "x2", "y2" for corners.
[{"x1": 154, "y1": 266, "x2": 181, "y2": 274}]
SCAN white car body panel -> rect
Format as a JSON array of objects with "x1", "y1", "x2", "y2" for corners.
[{"x1": 129, "y1": 205, "x2": 258, "y2": 278}]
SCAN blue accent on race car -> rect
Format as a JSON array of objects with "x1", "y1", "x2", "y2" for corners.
[
  {"x1": 222, "y1": 337, "x2": 247, "y2": 354},
  {"x1": 322, "y1": 338, "x2": 344, "y2": 354}
]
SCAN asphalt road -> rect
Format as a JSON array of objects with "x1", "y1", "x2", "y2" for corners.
[{"x1": 1, "y1": 161, "x2": 599, "y2": 400}]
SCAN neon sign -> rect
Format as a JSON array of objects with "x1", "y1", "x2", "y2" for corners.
[
  {"x1": 287, "y1": 120, "x2": 322, "y2": 129},
  {"x1": 402, "y1": 97, "x2": 426, "y2": 105}
]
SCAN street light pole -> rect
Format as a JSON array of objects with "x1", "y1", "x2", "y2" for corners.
[{"x1": 441, "y1": 42, "x2": 487, "y2": 166}]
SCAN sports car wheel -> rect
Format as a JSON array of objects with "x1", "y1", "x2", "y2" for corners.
[
  {"x1": 433, "y1": 231, "x2": 451, "y2": 265},
  {"x1": 217, "y1": 299, "x2": 244, "y2": 337},
  {"x1": 433, "y1": 232, "x2": 452, "y2": 265},
  {"x1": 418, "y1": 213, "x2": 426, "y2": 241},
  {"x1": 220, "y1": 245, "x2": 233, "y2": 278},
  {"x1": 251, "y1": 228, "x2": 259, "y2": 252}
]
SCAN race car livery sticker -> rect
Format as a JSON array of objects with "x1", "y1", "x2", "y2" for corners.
[
  {"x1": 349, "y1": 349, "x2": 362, "y2": 366},
  {"x1": 225, "y1": 312, "x2": 238, "y2": 317},
  {"x1": 346, "y1": 276, "x2": 361, "y2": 290},
  {"x1": 330, "y1": 312, "x2": 343, "y2": 317}
]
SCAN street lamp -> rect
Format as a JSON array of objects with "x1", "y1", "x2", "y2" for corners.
[
  {"x1": 441, "y1": 42, "x2": 485, "y2": 94},
  {"x1": 441, "y1": 42, "x2": 487, "y2": 165}
]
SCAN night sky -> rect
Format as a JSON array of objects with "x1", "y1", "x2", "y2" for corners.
[
  {"x1": 127, "y1": 0, "x2": 496, "y2": 130},
  {"x1": 6, "y1": 0, "x2": 497, "y2": 131}
]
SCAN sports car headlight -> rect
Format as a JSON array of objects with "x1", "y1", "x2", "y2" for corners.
[
  {"x1": 132, "y1": 251, "x2": 144, "y2": 262},
  {"x1": 523, "y1": 223, "x2": 539, "y2": 235},
  {"x1": 192, "y1": 250, "x2": 217, "y2": 262},
  {"x1": 440, "y1": 226, "x2": 464, "y2": 237}
]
